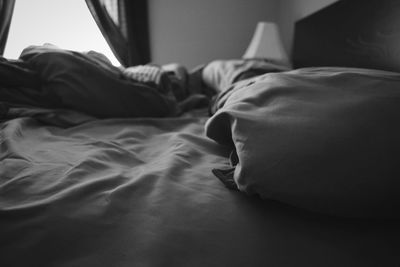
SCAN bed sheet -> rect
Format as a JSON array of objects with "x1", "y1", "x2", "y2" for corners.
[{"x1": 1, "y1": 108, "x2": 399, "y2": 267}]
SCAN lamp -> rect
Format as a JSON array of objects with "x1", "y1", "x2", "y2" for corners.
[{"x1": 243, "y1": 22, "x2": 290, "y2": 68}]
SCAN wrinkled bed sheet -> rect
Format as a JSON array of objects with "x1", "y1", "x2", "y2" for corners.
[{"x1": 1, "y1": 107, "x2": 400, "y2": 267}]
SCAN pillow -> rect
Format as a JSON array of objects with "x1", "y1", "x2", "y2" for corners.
[{"x1": 205, "y1": 67, "x2": 400, "y2": 218}]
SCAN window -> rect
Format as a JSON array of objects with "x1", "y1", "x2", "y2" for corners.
[{"x1": 4, "y1": 0, "x2": 119, "y2": 65}]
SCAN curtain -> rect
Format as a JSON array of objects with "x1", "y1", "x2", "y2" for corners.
[
  {"x1": 0, "y1": 0, "x2": 16, "y2": 55},
  {"x1": 85, "y1": 0, "x2": 150, "y2": 67}
]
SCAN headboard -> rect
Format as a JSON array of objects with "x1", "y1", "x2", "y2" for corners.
[{"x1": 292, "y1": 0, "x2": 400, "y2": 72}]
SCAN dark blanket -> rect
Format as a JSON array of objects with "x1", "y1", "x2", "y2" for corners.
[{"x1": 0, "y1": 45, "x2": 179, "y2": 118}]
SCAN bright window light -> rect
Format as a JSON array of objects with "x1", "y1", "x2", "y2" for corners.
[{"x1": 4, "y1": 0, "x2": 120, "y2": 66}]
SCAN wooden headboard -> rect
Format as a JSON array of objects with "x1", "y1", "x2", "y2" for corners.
[{"x1": 292, "y1": 0, "x2": 400, "y2": 72}]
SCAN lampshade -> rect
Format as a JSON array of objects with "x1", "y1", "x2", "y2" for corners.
[{"x1": 243, "y1": 22, "x2": 290, "y2": 67}]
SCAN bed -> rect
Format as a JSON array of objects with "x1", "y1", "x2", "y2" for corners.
[{"x1": 1, "y1": 1, "x2": 400, "y2": 266}]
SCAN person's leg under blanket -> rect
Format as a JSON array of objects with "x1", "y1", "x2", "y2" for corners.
[{"x1": 20, "y1": 45, "x2": 179, "y2": 118}]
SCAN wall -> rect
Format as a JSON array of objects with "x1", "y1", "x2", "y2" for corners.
[
  {"x1": 277, "y1": 0, "x2": 339, "y2": 57},
  {"x1": 148, "y1": 0, "x2": 277, "y2": 68},
  {"x1": 148, "y1": 0, "x2": 339, "y2": 68}
]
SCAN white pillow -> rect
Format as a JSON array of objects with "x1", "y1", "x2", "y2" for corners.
[{"x1": 206, "y1": 67, "x2": 400, "y2": 218}]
